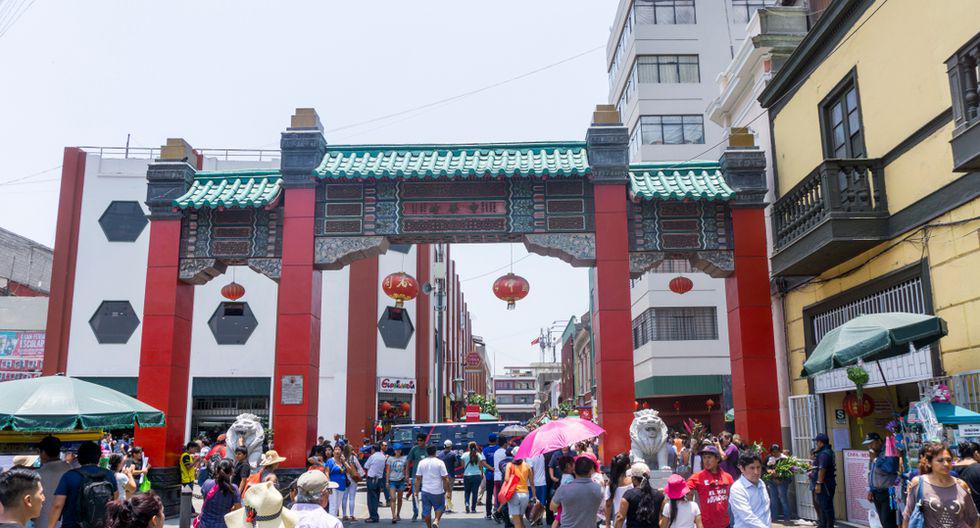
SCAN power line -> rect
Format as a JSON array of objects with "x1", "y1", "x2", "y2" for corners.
[
  {"x1": 325, "y1": 44, "x2": 605, "y2": 135},
  {"x1": 460, "y1": 253, "x2": 531, "y2": 282},
  {"x1": 0, "y1": 0, "x2": 36, "y2": 39},
  {"x1": 0, "y1": 176, "x2": 59, "y2": 187},
  {"x1": 0, "y1": 165, "x2": 61, "y2": 186}
]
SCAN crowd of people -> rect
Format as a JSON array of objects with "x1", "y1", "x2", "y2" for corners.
[{"x1": 1, "y1": 430, "x2": 979, "y2": 528}]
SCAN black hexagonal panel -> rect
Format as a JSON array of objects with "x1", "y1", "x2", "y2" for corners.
[
  {"x1": 208, "y1": 302, "x2": 258, "y2": 345},
  {"x1": 98, "y1": 201, "x2": 148, "y2": 242},
  {"x1": 89, "y1": 301, "x2": 140, "y2": 344},
  {"x1": 378, "y1": 306, "x2": 414, "y2": 349}
]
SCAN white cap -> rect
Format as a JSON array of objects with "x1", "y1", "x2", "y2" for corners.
[{"x1": 444, "y1": 440, "x2": 453, "y2": 447}]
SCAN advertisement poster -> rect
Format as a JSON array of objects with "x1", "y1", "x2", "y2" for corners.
[
  {"x1": 0, "y1": 331, "x2": 44, "y2": 381},
  {"x1": 843, "y1": 449, "x2": 871, "y2": 525},
  {"x1": 378, "y1": 377, "x2": 417, "y2": 394}
]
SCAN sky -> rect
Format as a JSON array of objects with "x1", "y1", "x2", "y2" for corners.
[{"x1": 0, "y1": 1, "x2": 616, "y2": 373}]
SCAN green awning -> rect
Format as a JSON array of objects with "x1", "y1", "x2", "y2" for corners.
[
  {"x1": 628, "y1": 161, "x2": 733, "y2": 201},
  {"x1": 635, "y1": 374, "x2": 724, "y2": 398},
  {"x1": 192, "y1": 377, "x2": 271, "y2": 398},
  {"x1": 76, "y1": 377, "x2": 138, "y2": 398},
  {"x1": 932, "y1": 402, "x2": 980, "y2": 425},
  {"x1": 173, "y1": 170, "x2": 282, "y2": 209},
  {"x1": 315, "y1": 142, "x2": 591, "y2": 180}
]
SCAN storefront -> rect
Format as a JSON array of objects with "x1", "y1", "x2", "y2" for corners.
[
  {"x1": 377, "y1": 377, "x2": 415, "y2": 428},
  {"x1": 189, "y1": 377, "x2": 271, "y2": 439}
]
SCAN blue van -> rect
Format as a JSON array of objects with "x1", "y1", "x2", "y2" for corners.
[{"x1": 388, "y1": 421, "x2": 519, "y2": 449}]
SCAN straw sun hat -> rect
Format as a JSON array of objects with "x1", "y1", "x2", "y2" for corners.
[
  {"x1": 258, "y1": 450, "x2": 287, "y2": 467},
  {"x1": 225, "y1": 481, "x2": 297, "y2": 528}
]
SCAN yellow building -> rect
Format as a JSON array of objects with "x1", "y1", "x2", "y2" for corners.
[{"x1": 760, "y1": 0, "x2": 979, "y2": 521}]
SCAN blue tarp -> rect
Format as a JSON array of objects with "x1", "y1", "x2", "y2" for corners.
[{"x1": 932, "y1": 402, "x2": 980, "y2": 425}]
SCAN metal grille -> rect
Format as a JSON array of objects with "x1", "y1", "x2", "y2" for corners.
[
  {"x1": 788, "y1": 395, "x2": 824, "y2": 521},
  {"x1": 954, "y1": 370, "x2": 980, "y2": 413},
  {"x1": 633, "y1": 307, "x2": 718, "y2": 346},
  {"x1": 812, "y1": 277, "x2": 926, "y2": 341}
]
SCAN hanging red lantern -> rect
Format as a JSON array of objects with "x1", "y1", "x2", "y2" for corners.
[
  {"x1": 842, "y1": 393, "x2": 875, "y2": 418},
  {"x1": 705, "y1": 398, "x2": 715, "y2": 410},
  {"x1": 400, "y1": 402, "x2": 411, "y2": 414},
  {"x1": 380, "y1": 401, "x2": 393, "y2": 413},
  {"x1": 633, "y1": 401, "x2": 639, "y2": 411},
  {"x1": 221, "y1": 281, "x2": 245, "y2": 301},
  {"x1": 493, "y1": 273, "x2": 530, "y2": 310},
  {"x1": 382, "y1": 272, "x2": 419, "y2": 308},
  {"x1": 673, "y1": 400, "x2": 681, "y2": 412},
  {"x1": 642, "y1": 402, "x2": 650, "y2": 409},
  {"x1": 375, "y1": 423, "x2": 383, "y2": 433},
  {"x1": 668, "y1": 276, "x2": 694, "y2": 295}
]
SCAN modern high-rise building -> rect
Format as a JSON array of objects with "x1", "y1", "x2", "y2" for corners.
[{"x1": 606, "y1": 0, "x2": 776, "y2": 429}]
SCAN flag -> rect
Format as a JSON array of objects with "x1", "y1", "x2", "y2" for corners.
[{"x1": 530, "y1": 337, "x2": 540, "y2": 345}]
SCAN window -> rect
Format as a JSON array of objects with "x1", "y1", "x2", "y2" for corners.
[
  {"x1": 634, "y1": 0, "x2": 696, "y2": 24},
  {"x1": 636, "y1": 55, "x2": 700, "y2": 84},
  {"x1": 207, "y1": 302, "x2": 258, "y2": 345},
  {"x1": 637, "y1": 115, "x2": 705, "y2": 145},
  {"x1": 89, "y1": 301, "x2": 140, "y2": 344},
  {"x1": 98, "y1": 201, "x2": 148, "y2": 242},
  {"x1": 632, "y1": 307, "x2": 718, "y2": 346},
  {"x1": 820, "y1": 71, "x2": 866, "y2": 158},
  {"x1": 731, "y1": 0, "x2": 775, "y2": 24}
]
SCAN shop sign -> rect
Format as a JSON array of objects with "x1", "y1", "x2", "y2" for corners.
[
  {"x1": 0, "y1": 331, "x2": 44, "y2": 381},
  {"x1": 842, "y1": 449, "x2": 871, "y2": 524},
  {"x1": 281, "y1": 375, "x2": 303, "y2": 405},
  {"x1": 466, "y1": 351, "x2": 480, "y2": 366},
  {"x1": 465, "y1": 404, "x2": 480, "y2": 422},
  {"x1": 958, "y1": 424, "x2": 980, "y2": 438},
  {"x1": 577, "y1": 407, "x2": 593, "y2": 421},
  {"x1": 378, "y1": 377, "x2": 416, "y2": 394},
  {"x1": 835, "y1": 409, "x2": 847, "y2": 425}
]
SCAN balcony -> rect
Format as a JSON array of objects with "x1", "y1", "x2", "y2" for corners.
[
  {"x1": 771, "y1": 158, "x2": 889, "y2": 276},
  {"x1": 947, "y1": 32, "x2": 980, "y2": 172}
]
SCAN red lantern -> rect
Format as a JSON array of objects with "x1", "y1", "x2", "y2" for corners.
[
  {"x1": 375, "y1": 423, "x2": 383, "y2": 433},
  {"x1": 669, "y1": 276, "x2": 694, "y2": 295},
  {"x1": 633, "y1": 401, "x2": 639, "y2": 411},
  {"x1": 400, "y1": 402, "x2": 411, "y2": 414},
  {"x1": 492, "y1": 273, "x2": 530, "y2": 310},
  {"x1": 221, "y1": 281, "x2": 245, "y2": 301},
  {"x1": 705, "y1": 398, "x2": 715, "y2": 410},
  {"x1": 642, "y1": 402, "x2": 650, "y2": 409},
  {"x1": 842, "y1": 393, "x2": 875, "y2": 418},
  {"x1": 382, "y1": 272, "x2": 419, "y2": 308},
  {"x1": 673, "y1": 400, "x2": 681, "y2": 412},
  {"x1": 380, "y1": 401, "x2": 393, "y2": 413}
]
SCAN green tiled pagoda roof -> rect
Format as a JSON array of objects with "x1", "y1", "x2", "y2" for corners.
[
  {"x1": 628, "y1": 161, "x2": 733, "y2": 201},
  {"x1": 173, "y1": 170, "x2": 282, "y2": 209},
  {"x1": 315, "y1": 142, "x2": 590, "y2": 179}
]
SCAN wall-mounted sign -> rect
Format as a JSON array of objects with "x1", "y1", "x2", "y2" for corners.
[
  {"x1": 835, "y1": 409, "x2": 847, "y2": 425},
  {"x1": 0, "y1": 331, "x2": 44, "y2": 381},
  {"x1": 281, "y1": 375, "x2": 303, "y2": 405},
  {"x1": 378, "y1": 377, "x2": 416, "y2": 394},
  {"x1": 466, "y1": 404, "x2": 481, "y2": 422},
  {"x1": 466, "y1": 352, "x2": 481, "y2": 366}
]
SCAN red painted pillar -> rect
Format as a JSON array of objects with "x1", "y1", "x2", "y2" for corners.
[
  {"x1": 136, "y1": 219, "x2": 195, "y2": 466},
  {"x1": 415, "y1": 244, "x2": 431, "y2": 422},
  {"x1": 345, "y1": 256, "x2": 379, "y2": 444},
  {"x1": 592, "y1": 183, "x2": 635, "y2": 458},
  {"x1": 725, "y1": 207, "x2": 781, "y2": 445},
  {"x1": 44, "y1": 148, "x2": 87, "y2": 376},
  {"x1": 272, "y1": 186, "x2": 322, "y2": 467}
]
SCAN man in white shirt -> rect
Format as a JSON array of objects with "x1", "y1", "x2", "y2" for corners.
[
  {"x1": 290, "y1": 470, "x2": 342, "y2": 528},
  {"x1": 414, "y1": 446, "x2": 450, "y2": 528},
  {"x1": 363, "y1": 445, "x2": 388, "y2": 523},
  {"x1": 729, "y1": 452, "x2": 771, "y2": 528},
  {"x1": 36, "y1": 436, "x2": 70, "y2": 528}
]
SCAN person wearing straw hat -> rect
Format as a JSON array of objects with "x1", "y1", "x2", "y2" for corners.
[
  {"x1": 289, "y1": 470, "x2": 341, "y2": 528},
  {"x1": 242, "y1": 451, "x2": 286, "y2": 496},
  {"x1": 224, "y1": 482, "x2": 296, "y2": 528},
  {"x1": 661, "y1": 474, "x2": 702, "y2": 528}
]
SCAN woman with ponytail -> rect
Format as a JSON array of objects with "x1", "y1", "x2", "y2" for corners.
[
  {"x1": 604, "y1": 453, "x2": 633, "y2": 528},
  {"x1": 196, "y1": 459, "x2": 241, "y2": 528},
  {"x1": 614, "y1": 463, "x2": 664, "y2": 528},
  {"x1": 105, "y1": 492, "x2": 164, "y2": 528},
  {"x1": 462, "y1": 442, "x2": 492, "y2": 514}
]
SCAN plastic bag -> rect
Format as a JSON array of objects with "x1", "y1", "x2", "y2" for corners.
[{"x1": 868, "y1": 507, "x2": 883, "y2": 528}]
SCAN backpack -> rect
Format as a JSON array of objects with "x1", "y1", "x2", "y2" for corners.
[
  {"x1": 207, "y1": 448, "x2": 225, "y2": 474},
  {"x1": 74, "y1": 468, "x2": 116, "y2": 528}
]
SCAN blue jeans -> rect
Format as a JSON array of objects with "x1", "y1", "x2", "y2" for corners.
[
  {"x1": 767, "y1": 479, "x2": 792, "y2": 521},
  {"x1": 464, "y1": 475, "x2": 482, "y2": 511},
  {"x1": 367, "y1": 477, "x2": 383, "y2": 521},
  {"x1": 411, "y1": 479, "x2": 420, "y2": 517}
]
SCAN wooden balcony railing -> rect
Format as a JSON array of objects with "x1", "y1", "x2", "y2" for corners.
[
  {"x1": 947, "y1": 32, "x2": 980, "y2": 171},
  {"x1": 772, "y1": 158, "x2": 888, "y2": 250}
]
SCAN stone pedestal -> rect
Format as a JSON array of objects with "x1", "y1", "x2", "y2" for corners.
[
  {"x1": 648, "y1": 469, "x2": 674, "y2": 491},
  {"x1": 148, "y1": 467, "x2": 181, "y2": 517}
]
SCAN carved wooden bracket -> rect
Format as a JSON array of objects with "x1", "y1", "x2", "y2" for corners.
[
  {"x1": 314, "y1": 236, "x2": 390, "y2": 270},
  {"x1": 523, "y1": 233, "x2": 595, "y2": 268}
]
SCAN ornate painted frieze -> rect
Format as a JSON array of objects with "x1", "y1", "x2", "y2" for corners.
[{"x1": 628, "y1": 200, "x2": 733, "y2": 253}]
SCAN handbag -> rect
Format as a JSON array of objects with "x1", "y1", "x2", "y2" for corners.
[
  {"x1": 497, "y1": 465, "x2": 519, "y2": 505},
  {"x1": 192, "y1": 482, "x2": 220, "y2": 528},
  {"x1": 138, "y1": 476, "x2": 152, "y2": 493},
  {"x1": 907, "y1": 478, "x2": 925, "y2": 528}
]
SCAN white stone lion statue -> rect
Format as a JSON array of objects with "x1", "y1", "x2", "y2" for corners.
[
  {"x1": 225, "y1": 413, "x2": 265, "y2": 469},
  {"x1": 629, "y1": 409, "x2": 670, "y2": 469}
]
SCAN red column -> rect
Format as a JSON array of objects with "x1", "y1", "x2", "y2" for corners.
[
  {"x1": 136, "y1": 219, "x2": 194, "y2": 466},
  {"x1": 726, "y1": 207, "x2": 781, "y2": 445},
  {"x1": 272, "y1": 187, "x2": 322, "y2": 467},
  {"x1": 591, "y1": 183, "x2": 635, "y2": 458},
  {"x1": 414, "y1": 245, "x2": 431, "y2": 422},
  {"x1": 44, "y1": 148, "x2": 87, "y2": 376},
  {"x1": 345, "y1": 256, "x2": 379, "y2": 444}
]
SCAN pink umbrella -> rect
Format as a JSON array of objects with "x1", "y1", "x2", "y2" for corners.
[{"x1": 514, "y1": 417, "x2": 605, "y2": 459}]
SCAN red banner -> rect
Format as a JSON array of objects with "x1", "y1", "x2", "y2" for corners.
[
  {"x1": 577, "y1": 407, "x2": 593, "y2": 421},
  {"x1": 466, "y1": 404, "x2": 481, "y2": 422}
]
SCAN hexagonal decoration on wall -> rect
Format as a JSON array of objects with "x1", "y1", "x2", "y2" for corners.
[
  {"x1": 98, "y1": 201, "x2": 148, "y2": 242},
  {"x1": 208, "y1": 302, "x2": 258, "y2": 345},
  {"x1": 89, "y1": 301, "x2": 141, "y2": 344}
]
